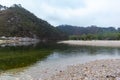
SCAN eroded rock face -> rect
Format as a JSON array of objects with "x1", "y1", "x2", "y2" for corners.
[{"x1": 46, "y1": 59, "x2": 120, "y2": 80}]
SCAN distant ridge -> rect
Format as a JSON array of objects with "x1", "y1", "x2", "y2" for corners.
[
  {"x1": 57, "y1": 25, "x2": 120, "y2": 40},
  {"x1": 57, "y1": 25, "x2": 119, "y2": 35}
]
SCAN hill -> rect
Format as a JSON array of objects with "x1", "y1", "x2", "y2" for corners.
[
  {"x1": 0, "y1": 4, "x2": 65, "y2": 40},
  {"x1": 57, "y1": 25, "x2": 120, "y2": 40},
  {"x1": 57, "y1": 25, "x2": 118, "y2": 35}
]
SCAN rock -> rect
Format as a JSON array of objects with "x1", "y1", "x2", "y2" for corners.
[{"x1": 45, "y1": 59, "x2": 120, "y2": 80}]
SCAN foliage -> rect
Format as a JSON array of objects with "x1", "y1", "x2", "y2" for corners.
[
  {"x1": 57, "y1": 25, "x2": 120, "y2": 40},
  {"x1": 69, "y1": 32, "x2": 120, "y2": 40},
  {"x1": 57, "y1": 25, "x2": 118, "y2": 36},
  {"x1": 0, "y1": 4, "x2": 66, "y2": 40}
]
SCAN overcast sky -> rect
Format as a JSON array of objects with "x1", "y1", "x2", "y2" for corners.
[{"x1": 0, "y1": 0, "x2": 120, "y2": 27}]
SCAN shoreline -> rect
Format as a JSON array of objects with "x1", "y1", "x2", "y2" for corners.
[
  {"x1": 58, "y1": 40, "x2": 120, "y2": 47},
  {"x1": 0, "y1": 38, "x2": 39, "y2": 47},
  {"x1": 46, "y1": 59, "x2": 120, "y2": 80}
]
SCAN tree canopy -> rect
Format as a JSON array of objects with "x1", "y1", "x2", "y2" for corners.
[
  {"x1": 0, "y1": 4, "x2": 66, "y2": 41},
  {"x1": 57, "y1": 25, "x2": 120, "y2": 40}
]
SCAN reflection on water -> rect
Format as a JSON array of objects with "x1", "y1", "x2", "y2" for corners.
[
  {"x1": 0, "y1": 41, "x2": 39, "y2": 47},
  {"x1": 0, "y1": 42, "x2": 56, "y2": 71},
  {"x1": 0, "y1": 43, "x2": 120, "y2": 79},
  {"x1": 45, "y1": 45, "x2": 120, "y2": 64}
]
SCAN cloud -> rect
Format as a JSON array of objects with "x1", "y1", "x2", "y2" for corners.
[
  {"x1": 36, "y1": 0, "x2": 120, "y2": 27},
  {"x1": 0, "y1": 0, "x2": 15, "y2": 6},
  {"x1": 0, "y1": 0, "x2": 120, "y2": 27}
]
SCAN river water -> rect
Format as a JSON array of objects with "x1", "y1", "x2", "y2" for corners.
[{"x1": 0, "y1": 42, "x2": 120, "y2": 80}]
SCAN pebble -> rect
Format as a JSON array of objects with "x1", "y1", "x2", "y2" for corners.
[{"x1": 45, "y1": 59, "x2": 120, "y2": 80}]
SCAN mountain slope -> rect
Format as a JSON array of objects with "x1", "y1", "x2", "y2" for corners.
[
  {"x1": 57, "y1": 25, "x2": 120, "y2": 40},
  {"x1": 57, "y1": 25, "x2": 117, "y2": 36},
  {"x1": 0, "y1": 4, "x2": 64, "y2": 40}
]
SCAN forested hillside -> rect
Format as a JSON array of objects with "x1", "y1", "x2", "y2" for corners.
[
  {"x1": 0, "y1": 4, "x2": 66, "y2": 40},
  {"x1": 1, "y1": 4, "x2": 119, "y2": 41},
  {"x1": 57, "y1": 25, "x2": 120, "y2": 40}
]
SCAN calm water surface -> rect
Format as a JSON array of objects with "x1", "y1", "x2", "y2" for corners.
[{"x1": 0, "y1": 42, "x2": 120, "y2": 80}]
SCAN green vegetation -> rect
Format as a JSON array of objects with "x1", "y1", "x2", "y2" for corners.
[
  {"x1": 0, "y1": 4, "x2": 66, "y2": 40},
  {"x1": 69, "y1": 32, "x2": 120, "y2": 40},
  {"x1": 57, "y1": 25, "x2": 118, "y2": 35},
  {"x1": 0, "y1": 4, "x2": 120, "y2": 41},
  {"x1": 57, "y1": 25, "x2": 120, "y2": 40},
  {"x1": 0, "y1": 43, "x2": 55, "y2": 70},
  {"x1": 0, "y1": 42, "x2": 69, "y2": 71},
  {"x1": 0, "y1": 46, "x2": 52, "y2": 70}
]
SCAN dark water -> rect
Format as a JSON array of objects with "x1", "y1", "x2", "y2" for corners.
[{"x1": 0, "y1": 42, "x2": 120, "y2": 79}]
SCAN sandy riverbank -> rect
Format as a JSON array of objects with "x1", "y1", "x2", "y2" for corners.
[
  {"x1": 46, "y1": 59, "x2": 120, "y2": 80},
  {"x1": 58, "y1": 40, "x2": 120, "y2": 47}
]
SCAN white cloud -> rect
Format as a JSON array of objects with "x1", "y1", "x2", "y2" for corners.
[
  {"x1": 0, "y1": 0, "x2": 14, "y2": 6},
  {"x1": 36, "y1": 0, "x2": 120, "y2": 27},
  {"x1": 0, "y1": 0, "x2": 120, "y2": 27}
]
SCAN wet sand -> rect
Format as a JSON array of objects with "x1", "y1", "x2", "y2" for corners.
[{"x1": 58, "y1": 40, "x2": 120, "y2": 47}]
